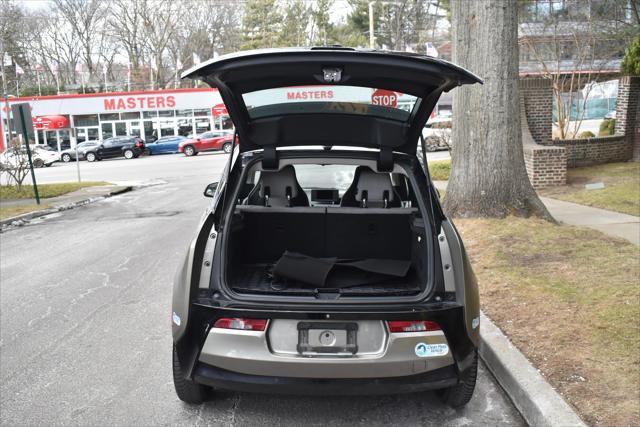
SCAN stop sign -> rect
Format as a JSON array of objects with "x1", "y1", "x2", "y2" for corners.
[{"x1": 371, "y1": 89, "x2": 398, "y2": 107}]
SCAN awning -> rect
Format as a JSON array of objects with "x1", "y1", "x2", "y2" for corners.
[{"x1": 32, "y1": 115, "x2": 70, "y2": 130}]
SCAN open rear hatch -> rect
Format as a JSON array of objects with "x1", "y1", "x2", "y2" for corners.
[{"x1": 182, "y1": 47, "x2": 482, "y2": 155}]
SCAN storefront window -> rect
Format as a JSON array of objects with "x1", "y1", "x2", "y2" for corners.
[
  {"x1": 176, "y1": 109, "x2": 192, "y2": 117},
  {"x1": 159, "y1": 120, "x2": 176, "y2": 136},
  {"x1": 121, "y1": 112, "x2": 141, "y2": 120},
  {"x1": 143, "y1": 121, "x2": 155, "y2": 142},
  {"x1": 102, "y1": 123, "x2": 113, "y2": 139},
  {"x1": 115, "y1": 122, "x2": 127, "y2": 136},
  {"x1": 177, "y1": 118, "x2": 193, "y2": 136},
  {"x1": 143, "y1": 111, "x2": 158, "y2": 118},
  {"x1": 88, "y1": 128, "x2": 99, "y2": 141},
  {"x1": 74, "y1": 114, "x2": 99, "y2": 126},
  {"x1": 195, "y1": 117, "x2": 211, "y2": 134},
  {"x1": 158, "y1": 110, "x2": 175, "y2": 118},
  {"x1": 100, "y1": 113, "x2": 120, "y2": 121},
  {"x1": 194, "y1": 108, "x2": 209, "y2": 117}
]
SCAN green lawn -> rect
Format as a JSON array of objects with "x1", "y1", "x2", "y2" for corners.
[
  {"x1": 0, "y1": 182, "x2": 110, "y2": 200},
  {"x1": 457, "y1": 217, "x2": 639, "y2": 426},
  {"x1": 540, "y1": 162, "x2": 640, "y2": 216},
  {"x1": 0, "y1": 204, "x2": 51, "y2": 221},
  {"x1": 427, "y1": 159, "x2": 451, "y2": 181}
]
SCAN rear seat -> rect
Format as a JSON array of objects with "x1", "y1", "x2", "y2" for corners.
[{"x1": 234, "y1": 205, "x2": 417, "y2": 262}]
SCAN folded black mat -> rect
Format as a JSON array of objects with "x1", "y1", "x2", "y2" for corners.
[{"x1": 273, "y1": 251, "x2": 411, "y2": 288}]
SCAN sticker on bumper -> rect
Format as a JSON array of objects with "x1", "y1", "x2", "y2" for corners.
[
  {"x1": 415, "y1": 343, "x2": 449, "y2": 357},
  {"x1": 172, "y1": 312, "x2": 181, "y2": 326}
]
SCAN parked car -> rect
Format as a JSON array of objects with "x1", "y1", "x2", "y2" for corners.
[
  {"x1": 422, "y1": 117, "x2": 452, "y2": 152},
  {"x1": 178, "y1": 130, "x2": 235, "y2": 156},
  {"x1": 145, "y1": 135, "x2": 187, "y2": 155},
  {"x1": 172, "y1": 48, "x2": 482, "y2": 406},
  {"x1": 84, "y1": 136, "x2": 145, "y2": 162},
  {"x1": 0, "y1": 145, "x2": 59, "y2": 168},
  {"x1": 60, "y1": 141, "x2": 100, "y2": 162}
]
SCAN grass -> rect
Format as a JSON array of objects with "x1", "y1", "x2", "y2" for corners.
[
  {"x1": 427, "y1": 159, "x2": 451, "y2": 181},
  {"x1": 0, "y1": 204, "x2": 51, "y2": 221},
  {"x1": 456, "y1": 217, "x2": 640, "y2": 426},
  {"x1": 540, "y1": 162, "x2": 640, "y2": 216},
  {"x1": 0, "y1": 182, "x2": 110, "y2": 200}
]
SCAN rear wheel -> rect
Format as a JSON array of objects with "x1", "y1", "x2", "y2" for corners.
[
  {"x1": 222, "y1": 142, "x2": 232, "y2": 154},
  {"x1": 184, "y1": 145, "x2": 196, "y2": 157},
  {"x1": 172, "y1": 345, "x2": 209, "y2": 404},
  {"x1": 33, "y1": 158, "x2": 45, "y2": 168},
  {"x1": 124, "y1": 149, "x2": 134, "y2": 159},
  {"x1": 61, "y1": 153, "x2": 72, "y2": 162},
  {"x1": 86, "y1": 152, "x2": 96, "y2": 162},
  {"x1": 437, "y1": 351, "x2": 478, "y2": 408}
]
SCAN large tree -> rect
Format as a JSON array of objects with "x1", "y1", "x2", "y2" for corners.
[{"x1": 444, "y1": 0, "x2": 550, "y2": 219}]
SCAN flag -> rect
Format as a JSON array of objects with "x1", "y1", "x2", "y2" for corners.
[
  {"x1": 75, "y1": 63, "x2": 83, "y2": 73},
  {"x1": 102, "y1": 63, "x2": 108, "y2": 75},
  {"x1": 176, "y1": 58, "x2": 183, "y2": 70},
  {"x1": 126, "y1": 62, "x2": 131, "y2": 77},
  {"x1": 426, "y1": 42, "x2": 439, "y2": 58},
  {"x1": 192, "y1": 53, "x2": 201, "y2": 65},
  {"x1": 15, "y1": 63, "x2": 24, "y2": 75}
]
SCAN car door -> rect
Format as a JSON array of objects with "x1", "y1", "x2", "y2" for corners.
[
  {"x1": 99, "y1": 138, "x2": 118, "y2": 157},
  {"x1": 198, "y1": 132, "x2": 215, "y2": 151}
]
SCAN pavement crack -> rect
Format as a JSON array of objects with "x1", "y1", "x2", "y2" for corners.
[{"x1": 229, "y1": 393, "x2": 241, "y2": 427}]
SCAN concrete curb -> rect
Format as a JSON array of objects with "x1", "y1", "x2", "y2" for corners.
[
  {"x1": 0, "y1": 186, "x2": 132, "y2": 228},
  {"x1": 479, "y1": 312, "x2": 586, "y2": 427}
]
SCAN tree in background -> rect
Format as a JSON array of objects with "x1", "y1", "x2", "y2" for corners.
[
  {"x1": 241, "y1": 0, "x2": 283, "y2": 50},
  {"x1": 279, "y1": 0, "x2": 312, "y2": 46},
  {"x1": 622, "y1": 34, "x2": 640, "y2": 75},
  {"x1": 444, "y1": 0, "x2": 550, "y2": 219}
]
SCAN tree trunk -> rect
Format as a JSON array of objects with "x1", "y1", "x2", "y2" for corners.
[{"x1": 444, "y1": 0, "x2": 552, "y2": 220}]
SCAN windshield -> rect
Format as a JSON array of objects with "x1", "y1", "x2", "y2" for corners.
[{"x1": 242, "y1": 86, "x2": 418, "y2": 121}]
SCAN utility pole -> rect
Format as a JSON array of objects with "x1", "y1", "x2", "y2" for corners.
[{"x1": 369, "y1": 1, "x2": 375, "y2": 49}]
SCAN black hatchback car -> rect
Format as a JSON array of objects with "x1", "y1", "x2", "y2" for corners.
[
  {"x1": 172, "y1": 48, "x2": 482, "y2": 407},
  {"x1": 85, "y1": 136, "x2": 145, "y2": 162}
]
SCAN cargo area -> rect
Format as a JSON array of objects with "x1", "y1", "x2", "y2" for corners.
[{"x1": 226, "y1": 205, "x2": 429, "y2": 297}]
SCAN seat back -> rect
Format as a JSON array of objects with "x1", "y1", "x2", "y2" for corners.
[
  {"x1": 340, "y1": 166, "x2": 400, "y2": 208},
  {"x1": 245, "y1": 165, "x2": 309, "y2": 207}
]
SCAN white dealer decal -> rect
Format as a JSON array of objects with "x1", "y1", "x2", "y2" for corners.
[{"x1": 415, "y1": 343, "x2": 449, "y2": 357}]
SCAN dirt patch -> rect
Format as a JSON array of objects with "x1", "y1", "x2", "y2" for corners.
[{"x1": 457, "y1": 217, "x2": 640, "y2": 426}]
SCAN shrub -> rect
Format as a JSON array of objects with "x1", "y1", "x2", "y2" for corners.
[
  {"x1": 621, "y1": 34, "x2": 640, "y2": 76},
  {"x1": 431, "y1": 121, "x2": 452, "y2": 129},
  {"x1": 578, "y1": 131, "x2": 596, "y2": 139},
  {"x1": 598, "y1": 119, "x2": 616, "y2": 136}
]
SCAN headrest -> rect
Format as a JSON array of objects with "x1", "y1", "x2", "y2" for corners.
[
  {"x1": 258, "y1": 165, "x2": 301, "y2": 202},
  {"x1": 353, "y1": 167, "x2": 395, "y2": 208}
]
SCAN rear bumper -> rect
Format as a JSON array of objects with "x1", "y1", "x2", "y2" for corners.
[{"x1": 193, "y1": 362, "x2": 459, "y2": 395}]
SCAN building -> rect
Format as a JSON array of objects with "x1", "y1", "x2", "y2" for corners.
[{"x1": 0, "y1": 88, "x2": 227, "y2": 152}]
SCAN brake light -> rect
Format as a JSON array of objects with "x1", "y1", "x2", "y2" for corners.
[
  {"x1": 213, "y1": 318, "x2": 267, "y2": 331},
  {"x1": 387, "y1": 320, "x2": 441, "y2": 333}
]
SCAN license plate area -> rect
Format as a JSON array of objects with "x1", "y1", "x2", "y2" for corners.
[{"x1": 297, "y1": 322, "x2": 358, "y2": 355}]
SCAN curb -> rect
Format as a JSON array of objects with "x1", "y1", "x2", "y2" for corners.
[
  {"x1": 479, "y1": 312, "x2": 586, "y2": 427},
  {"x1": 0, "y1": 186, "x2": 132, "y2": 228}
]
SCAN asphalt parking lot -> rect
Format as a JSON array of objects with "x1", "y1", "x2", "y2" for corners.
[{"x1": 0, "y1": 151, "x2": 524, "y2": 426}]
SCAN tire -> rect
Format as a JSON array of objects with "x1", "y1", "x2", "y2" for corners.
[
  {"x1": 437, "y1": 350, "x2": 478, "y2": 408},
  {"x1": 61, "y1": 153, "x2": 72, "y2": 162},
  {"x1": 86, "y1": 152, "x2": 96, "y2": 162},
  {"x1": 45, "y1": 162, "x2": 52, "y2": 167},
  {"x1": 183, "y1": 145, "x2": 196, "y2": 157},
  {"x1": 172, "y1": 345, "x2": 209, "y2": 404},
  {"x1": 33, "y1": 158, "x2": 45, "y2": 168},
  {"x1": 124, "y1": 149, "x2": 134, "y2": 159},
  {"x1": 222, "y1": 143, "x2": 232, "y2": 154}
]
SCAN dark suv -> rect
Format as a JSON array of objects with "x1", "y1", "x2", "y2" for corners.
[
  {"x1": 172, "y1": 48, "x2": 482, "y2": 407},
  {"x1": 85, "y1": 136, "x2": 145, "y2": 162}
]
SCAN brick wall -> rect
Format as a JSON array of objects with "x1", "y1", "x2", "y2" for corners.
[
  {"x1": 614, "y1": 76, "x2": 640, "y2": 161},
  {"x1": 524, "y1": 145, "x2": 567, "y2": 188},
  {"x1": 553, "y1": 135, "x2": 632, "y2": 167},
  {"x1": 520, "y1": 78, "x2": 553, "y2": 146}
]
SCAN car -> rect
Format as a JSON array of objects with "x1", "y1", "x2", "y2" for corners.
[
  {"x1": 145, "y1": 135, "x2": 187, "y2": 155},
  {"x1": 172, "y1": 48, "x2": 483, "y2": 406},
  {"x1": 0, "y1": 145, "x2": 59, "y2": 168},
  {"x1": 60, "y1": 141, "x2": 100, "y2": 162},
  {"x1": 178, "y1": 130, "x2": 235, "y2": 156},
  {"x1": 84, "y1": 136, "x2": 145, "y2": 162}
]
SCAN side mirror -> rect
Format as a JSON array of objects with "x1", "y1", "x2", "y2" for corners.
[{"x1": 204, "y1": 182, "x2": 218, "y2": 197}]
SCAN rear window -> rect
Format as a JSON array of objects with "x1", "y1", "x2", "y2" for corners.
[{"x1": 242, "y1": 86, "x2": 419, "y2": 121}]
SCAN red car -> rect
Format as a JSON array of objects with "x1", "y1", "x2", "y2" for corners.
[{"x1": 178, "y1": 130, "x2": 235, "y2": 156}]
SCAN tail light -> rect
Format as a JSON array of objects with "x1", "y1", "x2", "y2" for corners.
[
  {"x1": 387, "y1": 320, "x2": 441, "y2": 333},
  {"x1": 213, "y1": 318, "x2": 267, "y2": 331}
]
